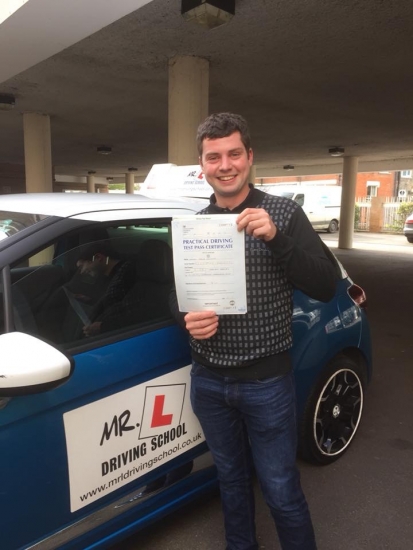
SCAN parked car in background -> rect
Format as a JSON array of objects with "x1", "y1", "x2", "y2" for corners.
[
  {"x1": 403, "y1": 212, "x2": 413, "y2": 242},
  {"x1": 0, "y1": 193, "x2": 372, "y2": 550}
]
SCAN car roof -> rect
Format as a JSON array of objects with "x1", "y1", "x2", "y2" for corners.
[{"x1": 0, "y1": 193, "x2": 207, "y2": 219}]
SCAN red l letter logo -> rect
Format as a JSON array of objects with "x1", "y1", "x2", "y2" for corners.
[{"x1": 151, "y1": 395, "x2": 173, "y2": 427}]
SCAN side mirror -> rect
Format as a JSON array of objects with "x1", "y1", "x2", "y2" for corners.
[{"x1": 0, "y1": 332, "x2": 74, "y2": 396}]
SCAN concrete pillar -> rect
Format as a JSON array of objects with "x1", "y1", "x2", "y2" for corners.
[
  {"x1": 29, "y1": 246, "x2": 55, "y2": 267},
  {"x1": 126, "y1": 172, "x2": 135, "y2": 194},
  {"x1": 369, "y1": 197, "x2": 385, "y2": 232},
  {"x1": 87, "y1": 174, "x2": 95, "y2": 193},
  {"x1": 168, "y1": 55, "x2": 209, "y2": 165},
  {"x1": 23, "y1": 113, "x2": 53, "y2": 192},
  {"x1": 249, "y1": 165, "x2": 257, "y2": 185},
  {"x1": 338, "y1": 156, "x2": 359, "y2": 249}
]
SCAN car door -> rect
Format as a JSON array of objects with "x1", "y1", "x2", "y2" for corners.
[{"x1": 0, "y1": 213, "x2": 209, "y2": 550}]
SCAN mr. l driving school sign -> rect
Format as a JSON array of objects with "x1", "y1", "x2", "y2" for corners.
[{"x1": 63, "y1": 365, "x2": 204, "y2": 511}]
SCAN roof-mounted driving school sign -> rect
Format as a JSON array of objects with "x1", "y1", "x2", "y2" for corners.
[
  {"x1": 140, "y1": 164, "x2": 213, "y2": 199},
  {"x1": 63, "y1": 365, "x2": 205, "y2": 511}
]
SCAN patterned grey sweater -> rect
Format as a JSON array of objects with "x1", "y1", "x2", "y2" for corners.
[{"x1": 170, "y1": 186, "x2": 337, "y2": 379}]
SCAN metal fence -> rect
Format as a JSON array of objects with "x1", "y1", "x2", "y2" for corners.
[
  {"x1": 355, "y1": 198, "x2": 371, "y2": 231},
  {"x1": 382, "y1": 200, "x2": 402, "y2": 233},
  {"x1": 355, "y1": 196, "x2": 413, "y2": 232}
]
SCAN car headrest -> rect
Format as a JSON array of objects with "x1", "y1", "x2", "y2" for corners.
[{"x1": 138, "y1": 239, "x2": 173, "y2": 284}]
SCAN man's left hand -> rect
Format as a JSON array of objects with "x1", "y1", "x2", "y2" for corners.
[
  {"x1": 83, "y1": 321, "x2": 102, "y2": 337},
  {"x1": 236, "y1": 208, "x2": 277, "y2": 241}
]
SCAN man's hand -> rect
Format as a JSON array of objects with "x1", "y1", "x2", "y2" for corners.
[
  {"x1": 236, "y1": 208, "x2": 277, "y2": 241},
  {"x1": 83, "y1": 321, "x2": 102, "y2": 337},
  {"x1": 184, "y1": 311, "x2": 219, "y2": 339}
]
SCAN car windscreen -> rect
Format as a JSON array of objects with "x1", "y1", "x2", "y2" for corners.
[
  {"x1": 272, "y1": 191, "x2": 295, "y2": 199},
  {"x1": 0, "y1": 211, "x2": 48, "y2": 241}
]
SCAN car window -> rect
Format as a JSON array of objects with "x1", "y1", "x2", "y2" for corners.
[
  {"x1": 0, "y1": 210, "x2": 48, "y2": 240},
  {"x1": 7, "y1": 221, "x2": 174, "y2": 348},
  {"x1": 295, "y1": 194, "x2": 305, "y2": 207},
  {"x1": 274, "y1": 191, "x2": 295, "y2": 199}
]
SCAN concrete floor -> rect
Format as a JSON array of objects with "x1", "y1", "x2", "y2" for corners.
[{"x1": 118, "y1": 233, "x2": 413, "y2": 550}]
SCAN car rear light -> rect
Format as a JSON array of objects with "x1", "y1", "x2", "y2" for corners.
[
  {"x1": 405, "y1": 219, "x2": 413, "y2": 225},
  {"x1": 348, "y1": 284, "x2": 367, "y2": 309}
]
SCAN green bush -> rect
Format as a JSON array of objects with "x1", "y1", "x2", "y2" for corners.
[
  {"x1": 108, "y1": 183, "x2": 140, "y2": 191},
  {"x1": 394, "y1": 202, "x2": 413, "y2": 231},
  {"x1": 397, "y1": 201, "x2": 413, "y2": 220},
  {"x1": 354, "y1": 204, "x2": 361, "y2": 229}
]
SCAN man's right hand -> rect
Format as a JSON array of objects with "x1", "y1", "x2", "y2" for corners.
[{"x1": 184, "y1": 311, "x2": 219, "y2": 339}]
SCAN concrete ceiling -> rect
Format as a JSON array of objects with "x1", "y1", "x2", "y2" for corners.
[{"x1": 1, "y1": 0, "x2": 413, "y2": 181}]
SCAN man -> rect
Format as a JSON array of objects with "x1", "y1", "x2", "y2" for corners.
[
  {"x1": 170, "y1": 113, "x2": 337, "y2": 550},
  {"x1": 77, "y1": 242, "x2": 136, "y2": 336}
]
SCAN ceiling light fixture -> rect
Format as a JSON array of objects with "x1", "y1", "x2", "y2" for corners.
[
  {"x1": 87, "y1": 170, "x2": 96, "y2": 175},
  {"x1": 329, "y1": 146, "x2": 345, "y2": 157},
  {"x1": 283, "y1": 165, "x2": 295, "y2": 171},
  {"x1": 181, "y1": 0, "x2": 235, "y2": 29},
  {"x1": 128, "y1": 167, "x2": 138, "y2": 172},
  {"x1": 0, "y1": 93, "x2": 16, "y2": 111},
  {"x1": 97, "y1": 146, "x2": 112, "y2": 155},
  {"x1": 106, "y1": 177, "x2": 113, "y2": 182}
]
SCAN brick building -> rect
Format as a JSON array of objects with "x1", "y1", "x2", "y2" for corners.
[{"x1": 256, "y1": 171, "x2": 400, "y2": 199}]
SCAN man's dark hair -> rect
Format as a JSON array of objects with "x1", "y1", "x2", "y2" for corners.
[{"x1": 196, "y1": 113, "x2": 251, "y2": 156}]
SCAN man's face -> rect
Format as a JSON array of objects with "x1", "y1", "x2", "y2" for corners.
[
  {"x1": 200, "y1": 131, "x2": 253, "y2": 207},
  {"x1": 77, "y1": 254, "x2": 104, "y2": 277}
]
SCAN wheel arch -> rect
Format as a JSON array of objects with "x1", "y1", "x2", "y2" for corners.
[{"x1": 338, "y1": 345, "x2": 371, "y2": 384}]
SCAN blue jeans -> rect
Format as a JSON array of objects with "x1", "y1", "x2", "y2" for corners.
[{"x1": 190, "y1": 362, "x2": 317, "y2": 550}]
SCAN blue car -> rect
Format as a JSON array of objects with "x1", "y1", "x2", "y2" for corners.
[{"x1": 0, "y1": 193, "x2": 372, "y2": 550}]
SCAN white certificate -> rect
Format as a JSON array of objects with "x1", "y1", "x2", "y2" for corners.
[{"x1": 171, "y1": 214, "x2": 247, "y2": 315}]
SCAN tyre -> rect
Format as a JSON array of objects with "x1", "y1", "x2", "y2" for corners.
[
  {"x1": 407, "y1": 236, "x2": 413, "y2": 243},
  {"x1": 327, "y1": 219, "x2": 339, "y2": 233},
  {"x1": 299, "y1": 355, "x2": 367, "y2": 465}
]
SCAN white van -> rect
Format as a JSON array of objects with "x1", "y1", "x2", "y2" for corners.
[
  {"x1": 140, "y1": 166, "x2": 341, "y2": 233},
  {"x1": 258, "y1": 185, "x2": 342, "y2": 233}
]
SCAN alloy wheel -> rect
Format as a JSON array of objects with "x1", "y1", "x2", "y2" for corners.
[{"x1": 313, "y1": 368, "x2": 363, "y2": 457}]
